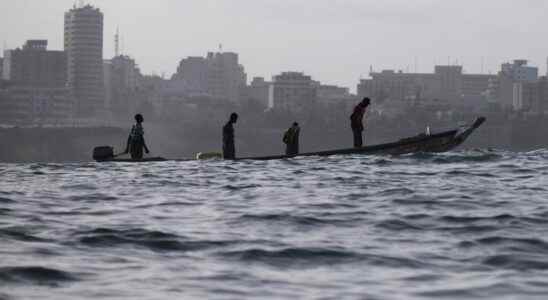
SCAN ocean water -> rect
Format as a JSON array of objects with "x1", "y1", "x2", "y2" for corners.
[{"x1": 1, "y1": 150, "x2": 548, "y2": 300}]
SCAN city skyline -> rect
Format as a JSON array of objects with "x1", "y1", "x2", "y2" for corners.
[{"x1": 2, "y1": 0, "x2": 548, "y2": 91}]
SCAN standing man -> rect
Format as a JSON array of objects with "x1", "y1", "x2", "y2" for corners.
[
  {"x1": 124, "y1": 113, "x2": 150, "y2": 160},
  {"x1": 283, "y1": 122, "x2": 301, "y2": 156},
  {"x1": 223, "y1": 113, "x2": 239, "y2": 159},
  {"x1": 350, "y1": 98, "x2": 371, "y2": 148}
]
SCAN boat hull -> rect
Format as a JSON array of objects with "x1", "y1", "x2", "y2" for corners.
[
  {"x1": 94, "y1": 117, "x2": 485, "y2": 162},
  {"x1": 237, "y1": 117, "x2": 486, "y2": 161}
]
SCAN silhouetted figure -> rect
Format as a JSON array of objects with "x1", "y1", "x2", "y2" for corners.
[
  {"x1": 124, "y1": 114, "x2": 150, "y2": 160},
  {"x1": 223, "y1": 113, "x2": 239, "y2": 159},
  {"x1": 283, "y1": 122, "x2": 300, "y2": 156},
  {"x1": 350, "y1": 98, "x2": 371, "y2": 148}
]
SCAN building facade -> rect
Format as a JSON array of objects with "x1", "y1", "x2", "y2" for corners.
[
  {"x1": 245, "y1": 77, "x2": 271, "y2": 109},
  {"x1": 358, "y1": 66, "x2": 495, "y2": 108},
  {"x1": 104, "y1": 55, "x2": 144, "y2": 119},
  {"x1": 498, "y1": 60, "x2": 539, "y2": 110},
  {"x1": 357, "y1": 70, "x2": 439, "y2": 103},
  {"x1": 173, "y1": 51, "x2": 247, "y2": 103},
  {"x1": 0, "y1": 57, "x2": 3, "y2": 82},
  {"x1": 206, "y1": 52, "x2": 247, "y2": 103},
  {"x1": 64, "y1": 4, "x2": 105, "y2": 117},
  {"x1": 271, "y1": 72, "x2": 317, "y2": 113},
  {"x1": 173, "y1": 56, "x2": 209, "y2": 95},
  {"x1": 0, "y1": 87, "x2": 73, "y2": 125},
  {"x1": 2, "y1": 40, "x2": 67, "y2": 88}
]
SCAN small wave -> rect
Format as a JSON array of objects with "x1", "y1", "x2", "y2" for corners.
[
  {"x1": 403, "y1": 151, "x2": 502, "y2": 164},
  {"x1": 76, "y1": 228, "x2": 230, "y2": 252},
  {"x1": 221, "y1": 247, "x2": 430, "y2": 269},
  {"x1": 402, "y1": 213, "x2": 432, "y2": 220},
  {"x1": 375, "y1": 219, "x2": 423, "y2": 231},
  {"x1": 0, "y1": 228, "x2": 48, "y2": 243},
  {"x1": 69, "y1": 193, "x2": 118, "y2": 202},
  {"x1": 0, "y1": 293, "x2": 13, "y2": 300},
  {"x1": 416, "y1": 283, "x2": 520, "y2": 298},
  {"x1": 237, "y1": 213, "x2": 342, "y2": 227},
  {"x1": 439, "y1": 214, "x2": 516, "y2": 224},
  {"x1": 437, "y1": 225, "x2": 499, "y2": 234},
  {"x1": 391, "y1": 196, "x2": 438, "y2": 206},
  {"x1": 377, "y1": 188, "x2": 415, "y2": 197},
  {"x1": 0, "y1": 266, "x2": 78, "y2": 286},
  {"x1": 0, "y1": 209, "x2": 13, "y2": 217},
  {"x1": 0, "y1": 197, "x2": 16, "y2": 204},
  {"x1": 465, "y1": 236, "x2": 548, "y2": 253},
  {"x1": 483, "y1": 255, "x2": 548, "y2": 271},
  {"x1": 222, "y1": 184, "x2": 262, "y2": 190},
  {"x1": 221, "y1": 247, "x2": 360, "y2": 266}
]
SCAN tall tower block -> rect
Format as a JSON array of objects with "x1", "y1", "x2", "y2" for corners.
[{"x1": 64, "y1": 4, "x2": 104, "y2": 117}]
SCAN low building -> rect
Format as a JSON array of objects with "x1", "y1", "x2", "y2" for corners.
[
  {"x1": 520, "y1": 76, "x2": 548, "y2": 114},
  {"x1": 2, "y1": 40, "x2": 67, "y2": 88},
  {"x1": 0, "y1": 87, "x2": 73, "y2": 126},
  {"x1": 104, "y1": 55, "x2": 143, "y2": 118},
  {"x1": 316, "y1": 84, "x2": 357, "y2": 110},
  {"x1": 245, "y1": 77, "x2": 271, "y2": 109},
  {"x1": 461, "y1": 74, "x2": 495, "y2": 100},
  {"x1": 357, "y1": 66, "x2": 495, "y2": 109},
  {"x1": 357, "y1": 70, "x2": 440, "y2": 103},
  {"x1": 497, "y1": 60, "x2": 539, "y2": 110}
]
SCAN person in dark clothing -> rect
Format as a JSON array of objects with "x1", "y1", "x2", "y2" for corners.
[
  {"x1": 124, "y1": 113, "x2": 150, "y2": 160},
  {"x1": 223, "y1": 113, "x2": 239, "y2": 159},
  {"x1": 350, "y1": 98, "x2": 371, "y2": 148},
  {"x1": 283, "y1": 122, "x2": 300, "y2": 156}
]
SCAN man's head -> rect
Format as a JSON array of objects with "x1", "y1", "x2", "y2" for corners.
[
  {"x1": 135, "y1": 114, "x2": 144, "y2": 123},
  {"x1": 230, "y1": 113, "x2": 239, "y2": 123},
  {"x1": 293, "y1": 122, "x2": 299, "y2": 127},
  {"x1": 360, "y1": 98, "x2": 371, "y2": 107}
]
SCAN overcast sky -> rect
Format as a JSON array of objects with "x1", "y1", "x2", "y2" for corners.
[{"x1": 1, "y1": 0, "x2": 547, "y2": 91}]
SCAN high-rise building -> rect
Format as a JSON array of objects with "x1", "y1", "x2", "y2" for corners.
[
  {"x1": 2, "y1": 40, "x2": 66, "y2": 88},
  {"x1": 64, "y1": 4, "x2": 104, "y2": 117}
]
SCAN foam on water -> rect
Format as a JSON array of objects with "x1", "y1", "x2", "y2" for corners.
[{"x1": 1, "y1": 149, "x2": 548, "y2": 299}]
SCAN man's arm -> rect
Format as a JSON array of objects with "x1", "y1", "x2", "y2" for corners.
[
  {"x1": 142, "y1": 138, "x2": 150, "y2": 154},
  {"x1": 124, "y1": 135, "x2": 131, "y2": 153}
]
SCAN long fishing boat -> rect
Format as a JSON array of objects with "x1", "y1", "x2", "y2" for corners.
[{"x1": 93, "y1": 117, "x2": 485, "y2": 162}]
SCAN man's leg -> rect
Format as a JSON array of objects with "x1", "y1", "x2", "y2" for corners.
[
  {"x1": 353, "y1": 129, "x2": 363, "y2": 148},
  {"x1": 223, "y1": 144, "x2": 236, "y2": 159}
]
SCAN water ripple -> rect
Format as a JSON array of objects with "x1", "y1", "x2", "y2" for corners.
[{"x1": 0, "y1": 150, "x2": 547, "y2": 299}]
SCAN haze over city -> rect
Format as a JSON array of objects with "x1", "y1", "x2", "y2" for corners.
[
  {"x1": 3, "y1": 2, "x2": 548, "y2": 300},
  {"x1": 2, "y1": 0, "x2": 548, "y2": 89}
]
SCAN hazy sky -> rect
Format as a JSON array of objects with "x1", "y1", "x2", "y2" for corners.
[{"x1": 1, "y1": 0, "x2": 548, "y2": 91}]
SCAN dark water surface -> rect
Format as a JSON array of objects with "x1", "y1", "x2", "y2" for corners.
[{"x1": 1, "y1": 150, "x2": 548, "y2": 299}]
